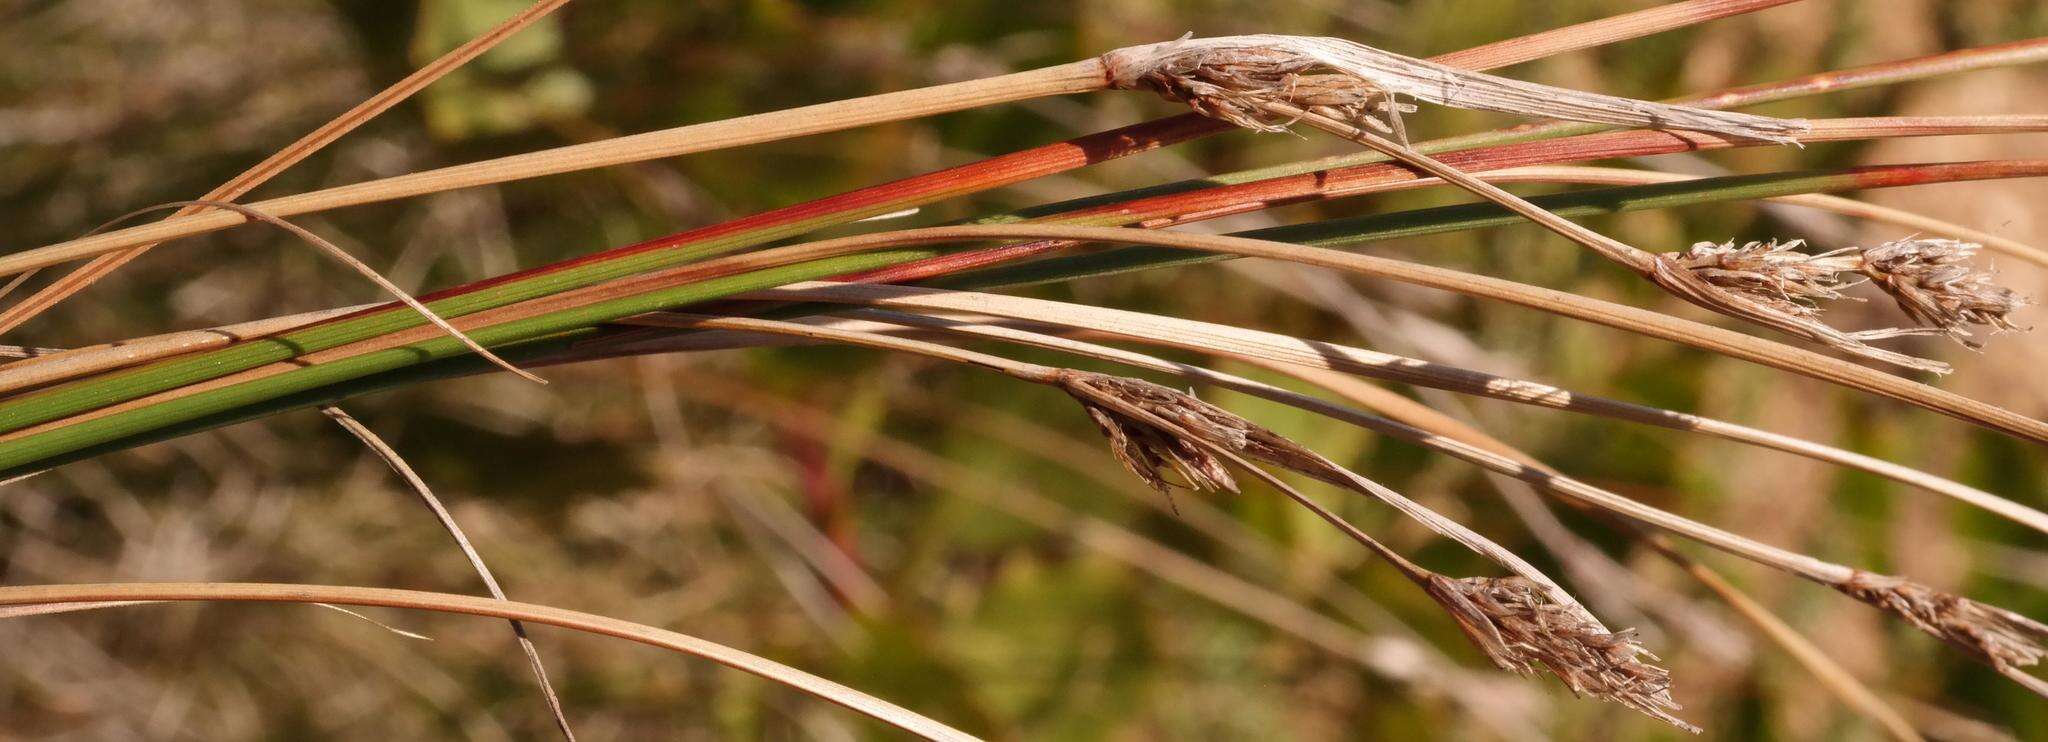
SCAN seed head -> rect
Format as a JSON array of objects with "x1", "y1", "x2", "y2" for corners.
[
  {"x1": 1652, "y1": 235, "x2": 2033, "y2": 372},
  {"x1": 1423, "y1": 574, "x2": 1696, "y2": 733},
  {"x1": 1837, "y1": 572, "x2": 2048, "y2": 683},
  {"x1": 1056, "y1": 370, "x2": 1319, "y2": 492},
  {"x1": 1055, "y1": 370, "x2": 1700, "y2": 725},
  {"x1": 1668, "y1": 239, "x2": 1862, "y2": 318},
  {"x1": 1858, "y1": 238, "x2": 2030, "y2": 346},
  {"x1": 1101, "y1": 35, "x2": 1807, "y2": 144},
  {"x1": 1113, "y1": 43, "x2": 1409, "y2": 136}
]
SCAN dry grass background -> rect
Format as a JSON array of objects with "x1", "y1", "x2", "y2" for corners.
[{"x1": 1, "y1": 0, "x2": 2045, "y2": 739}]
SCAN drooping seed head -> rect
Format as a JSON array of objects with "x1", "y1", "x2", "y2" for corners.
[
  {"x1": 1668, "y1": 239, "x2": 1863, "y2": 318},
  {"x1": 1857, "y1": 238, "x2": 2030, "y2": 345},
  {"x1": 1837, "y1": 571, "x2": 2048, "y2": 686},
  {"x1": 1077, "y1": 400, "x2": 1237, "y2": 494},
  {"x1": 1111, "y1": 43, "x2": 1407, "y2": 135},
  {"x1": 1056, "y1": 371, "x2": 1702, "y2": 725},
  {"x1": 1646, "y1": 250, "x2": 1954, "y2": 374},
  {"x1": 1423, "y1": 574, "x2": 1696, "y2": 733},
  {"x1": 1057, "y1": 369, "x2": 1320, "y2": 492}
]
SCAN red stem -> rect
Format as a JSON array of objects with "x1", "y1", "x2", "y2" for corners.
[
  {"x1": 407, "y1": 115, "x2": 1233, "y2": 304},
  {"x1": 841, "y1": 121, "x2": 2030, "y2": 284}
]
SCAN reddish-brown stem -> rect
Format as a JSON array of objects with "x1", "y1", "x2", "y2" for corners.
[{"x1": 846, "y1": 119, "x2": 2048, "y2": 284}]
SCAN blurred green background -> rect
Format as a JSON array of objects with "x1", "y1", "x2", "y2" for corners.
[{"x1": 1, "y1": 1, "x2": 2045, "y2": 739}]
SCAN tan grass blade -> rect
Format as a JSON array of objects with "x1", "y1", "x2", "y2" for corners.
[
  {"x1": 0, "y1": 62, "x2": 1107, "y2": 280},
  {"x1": 640, "y1": 312, "x2": 1691, "y2": 729},
  {"x1": 0, "y1": 582, "x2": 980, "y2": 742},
  {"x1": 0, "y1": 304, "x2": 375, "y2": 394},
  {"x1": 659, "y1": 374, "x2": 1544, "y2": 736},
  {"x1": 311, "y1": 602, "x2": 435, "y2": 641},
  {"x1": 322, "y1": 406, "x2": 575, "y2": 740},
  {"x1": 0, "y1": 271, "x2": 34, "y2": 304},
  {"x1": 4, "y1": 599, "x2": 436, "y2": 642},
  {"x1": 727, "y1": 281, "x2": 2048, "y2": 534},
  {"x1": 1429, "y1": 0, "x2": 1805, "y2": 71},
  {"x1": 0, "y1": 2, "x2": 1804, "y2": 287},
  {"x1": 662, "y1": 307, "x2": 2045, "y2": 698},
  {"x1": 85, "y1": 201, "x2": 545, "y2": 384},
  {"x1": 0, "y1": 600, "x2": 153, "y2": 619},
  {"x1": 0, "y1": 0, "x2": 578, "y2": 334},
  {"x1": 809, "y1": 224, "x2": 2047, "y2": 437}
]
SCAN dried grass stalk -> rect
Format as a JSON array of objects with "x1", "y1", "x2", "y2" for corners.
[
  {"x1": 0, "y1": 583, "x2": 980, "y2": 742},
  {"x1": 0, "y1": 0, "x2": 576, "y2": 335},
  {"x1": 1101, "y1": 34, "x2": 1809, "y2": 144},
  {"x1": 630, "y1": 314, "x2": 1685, "y2": 723},
  {"x1": 1099, "y1": 36, "x2": 2016, "y2": 373},
  {"x1": 86, "y1": 201, "x2": 545, "y2": 383},
  {"x1": 730, "y1": 280, "x2": 2047, "y2": 534},
  {"x1": 322, "y1": 406, "x2": 574, "y2": 740},
  {"x1": 645, "y1": 307, "x2": 2045, "y2": 703}
]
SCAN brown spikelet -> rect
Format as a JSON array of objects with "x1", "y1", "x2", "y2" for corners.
[
  {"x1": 1078, "y1": 401, "x2": 1237, "y2": 494},
  {"x1": 1858, "y1": 238, "x2": 2031, "y2": 346},
  {"x1": 1053, "y1": 369, "x2": 1697, "y2": 729},
  {"x1": 1837, "y1": 572, "x2": 2048, "y2": 695},
  {"x1": 1101, "y1": 35, "x2": 1807, "y2": 144},
  {"x1": 1655, "y1": 235, "x2": 2032, "y2": 366},
  {"x1": 1667, "y1": 239, "x2": 1863, "y2": 318},
  {"x1": 1113, "y1": 45, "x2": 1412, "y2": 138},
  {"x1": 1645, "y1": 252, "x2": 1954, "y2": 373},
  {"x1": 1422, "y1": 574, "x2": 1697, "y2": 733},
  {"x1": 1055, "y1": 370, "x2": 1324, "y2": 490}
]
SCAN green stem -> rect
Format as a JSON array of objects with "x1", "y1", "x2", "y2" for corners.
[
  {"x1": 6, "y1": 163, "x2": 2040, "y2": 476},
  {"x1": 0, "y1": 250, "x2": 937, "y2": 472},
  {"x1": 0, "y1": 117, "x2": 1223, "y2": 435}
]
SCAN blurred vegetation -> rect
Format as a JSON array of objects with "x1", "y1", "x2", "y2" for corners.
[{"x1": 1, "y1": 0, "x2": 2045, "y2": 739}]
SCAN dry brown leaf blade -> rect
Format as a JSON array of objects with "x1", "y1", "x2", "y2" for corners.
[
  {"x1": 0, "y1": 0, "x2": 577, "y2": 334},
  {"x1": 78, "y1": 200, "x2": 545, "y2": 384},
  {"x1": 0, "y1": 582, "x2": 980, "y2": 742},
  {"x1": 638, "y1": 306, "x2": 2045, "y2": 704},
  {"x1": 322, "y1": 406, "x2": 575, "y2": 740}
]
